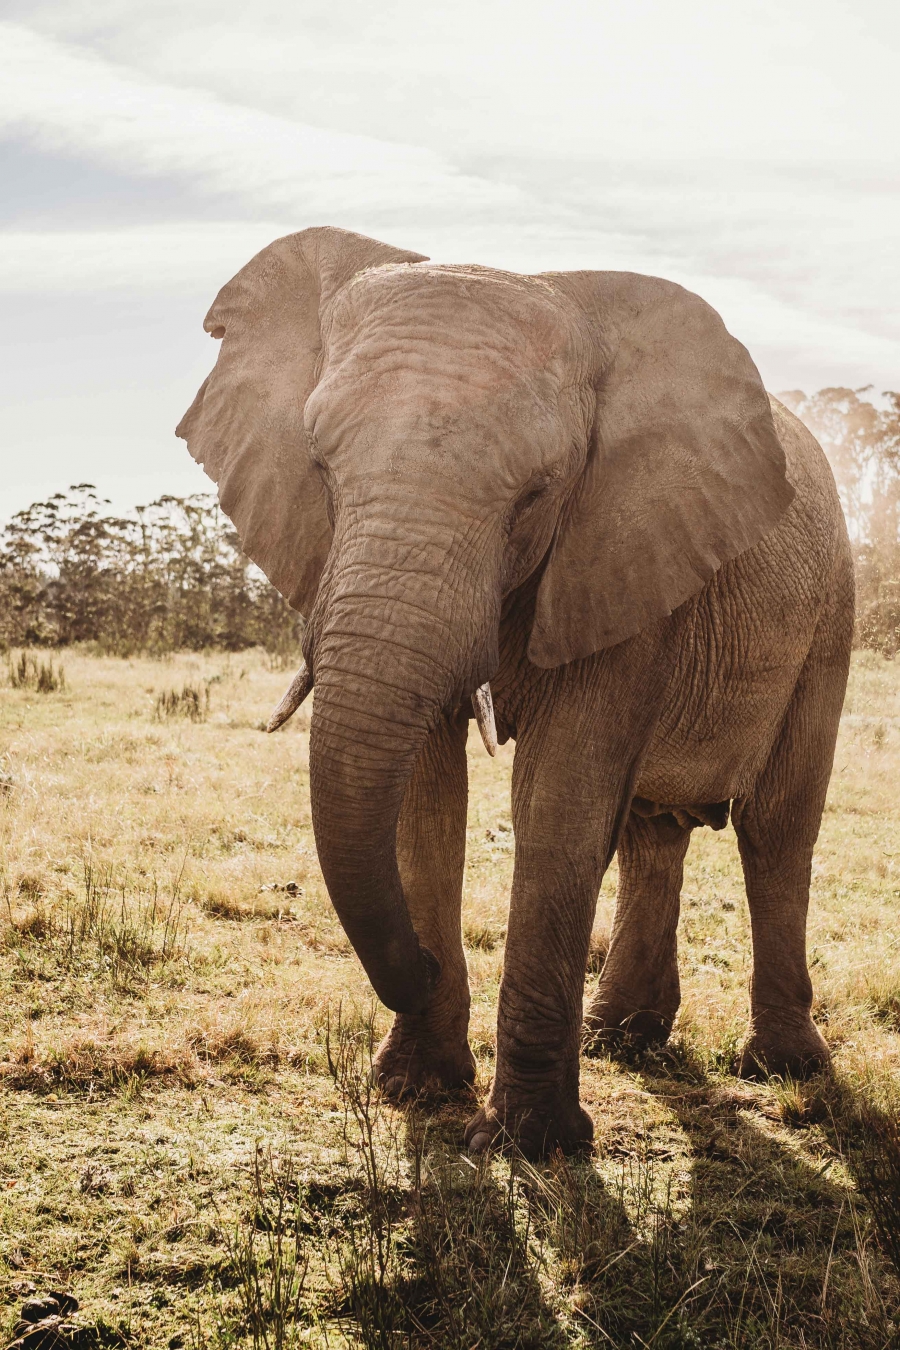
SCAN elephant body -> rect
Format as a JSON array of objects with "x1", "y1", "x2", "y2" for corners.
[{"x1": 178, "y1": 228, "x2": 853, "y2": 1157}]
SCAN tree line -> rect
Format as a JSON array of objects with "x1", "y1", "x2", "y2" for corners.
[
  {"x1": 1, "y1": 386, "x2": 898, "y2": 657},
  {"x1": 0, "y1": 487, "x2": 302, "y2": 656}
]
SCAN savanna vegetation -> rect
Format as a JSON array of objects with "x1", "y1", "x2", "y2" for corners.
[
  {"x1": 2, "y1": 387, "x2": 900, "y2": 1347},
  {"x1": 2, "y1": 647, "x2": 900, "y2": 1348}
]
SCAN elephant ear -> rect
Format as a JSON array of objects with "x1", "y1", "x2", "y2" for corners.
[
  {"x1": 175, "y1": 227, "x2": 427, "y2": 617},
  {"x1": 528, "y1": 272, "x2": 794, "y2": 667}
]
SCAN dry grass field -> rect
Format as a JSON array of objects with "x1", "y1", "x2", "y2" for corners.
[{"x1": 2, "y1": 648, "x2": 900, "y2": 1347}]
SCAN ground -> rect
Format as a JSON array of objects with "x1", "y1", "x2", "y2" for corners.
[{"x1": 2, "y1": 648, "x2": 900, "y2": 1347}]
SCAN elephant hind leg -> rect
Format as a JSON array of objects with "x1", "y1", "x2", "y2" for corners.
[
  {"x1": 732, "y1": 566, "x2": 852, "y2": 1079},
  {"x1": 583, "y1": 811, "x2": 692, "y2": 1053}
]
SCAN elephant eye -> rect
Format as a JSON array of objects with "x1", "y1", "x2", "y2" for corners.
[{"x1": 518, "y1": 489, "x2": 542, "y2": 513}]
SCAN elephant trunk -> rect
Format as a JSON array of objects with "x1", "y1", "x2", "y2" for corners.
[
  {"x1": 307, "y1": 509, "x2": 497, "y2": 1013},
  {"x1": 309, "y1": 670, "x2": 439, "y2": 1012}
]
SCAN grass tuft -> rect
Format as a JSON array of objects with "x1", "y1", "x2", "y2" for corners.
[
  {"x1": 189, "y1": 1017, "x2": 280, "y2": 1073},
  {"x1": 830, "y1": 1078, "x2": 900, "y2": 1281},
  {"x1": 317, "y1": 1007, "x2": 555, "y2": 1348},
  {"x1": 586, "y1": 926, "x2": 610, "y2": 974},
  {"x1": 769, "y1": 1073, "x2": 829, "y2": 1128},
  {"x1": 5, "y1": 902, "x2": 53, "y2": 942},
  {"x1": 864, "y1": 973, "x2": 900, "y2": 1032},
  {"x1": 463, "y1": 920, "x2": 504, "y2": 951},
  {"x1": 62, "y1": 862, "x2": 187, "y2": 986},
  {"x1": 7, "y1": 649, "x2": 66, "y2": 693},
  {"x1": 155, "y1": 681, "x2": 212, "y2": 722},
  {"x1": 0, "y1": 1029, "x2": 197, "y2": 1093},
  {"x1": 194, "y1": 886, "x2": 289, "y2": 923},
  {"x1": 200, "y1": 1148, "x2": 311, "y2": 1349},
  {"x1": 2, "y1": 860, "x2": 187, "y2": 992}
]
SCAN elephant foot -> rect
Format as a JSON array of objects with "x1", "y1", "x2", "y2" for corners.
[
  {"x1": 582, "y1": 993, "x2": 676, "y2": 1057},
  {"x1": 736, "y1": 1009, "x2": 831, "y2": 1080},
  {"x1": 464, "y1": 1095, "x2": 594, "y2": 1160},
  {"x1": 373, "y1": 1016, "x2": 475, "y2": 1101},
  {"x1": 583, "y1": 970, "x2": 679, "y2": 1057}
]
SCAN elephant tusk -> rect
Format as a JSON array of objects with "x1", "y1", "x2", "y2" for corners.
[
  {"x1": 266, "y1": 660, "x2": 313, "y2": 733},
  {"x1": 471, "y1": 682, "x2": 497, "y2": 757}
]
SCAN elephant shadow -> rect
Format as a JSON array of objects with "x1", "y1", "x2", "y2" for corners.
[
  {"x1": 387, "y1": 1056, "x2": 896, "y2": 1347},
  {"x1": 383, "y1": 1101, "x2": 569, "y2": 1349},
  {"x1": 526, "y1": 1049, "x2": 897, "y2": 1345}
]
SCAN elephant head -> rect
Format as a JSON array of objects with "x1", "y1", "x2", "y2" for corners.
[{"x1": 176, "y1": 226, "x2": 792, "y2": 1015}]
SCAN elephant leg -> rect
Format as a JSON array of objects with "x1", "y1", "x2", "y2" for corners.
[
  {"x1": 465, "y1": 646, "x2": 668, "y2": 1158},
  {"x1": 731, "y1": 593, "x2": 850, "y2": 1079},
  {"x1": 583, "y1": 811, "x2": 692, "y2": 1052},
  {"x1": 373, "y1": 710, "x2": 475, "y2": 1098}
]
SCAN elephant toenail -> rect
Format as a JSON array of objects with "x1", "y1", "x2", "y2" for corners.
[{"x1": 468, "y1": 1131, "x2": 492, "y2": 1153}]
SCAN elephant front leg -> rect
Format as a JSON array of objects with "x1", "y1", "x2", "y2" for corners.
[
  {"x1": 465, "y1": 826, "x2": 599, "y2": 1157},
  {"x1": 584, "y1": 811, "x2": 692, "y2": 1052},
  {"x1": 373, "y1": 710, "x2": 475, "y2": 1098},
  {"x1": 465, "y1": 662, "x2": 666, "y2": 1157}
]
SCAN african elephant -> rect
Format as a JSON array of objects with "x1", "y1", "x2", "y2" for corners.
[{"x1": 177, "y1": 226, "x2": 853, "y2": 1158}]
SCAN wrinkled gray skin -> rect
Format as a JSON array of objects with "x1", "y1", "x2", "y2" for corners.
[{"x1": 177, "y1": 227, "x2": 853, "y2": 1158}]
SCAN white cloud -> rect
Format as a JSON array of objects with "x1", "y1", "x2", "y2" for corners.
[
  {"x1": 0, "y1": 23, "x2": 525, "y2": 224},
  {"x1": 10, "y1": 0, "x2": 900, "y2": 163},
  {"x1": 0, "y1": 223, "x2": 299, "y2": 293}
]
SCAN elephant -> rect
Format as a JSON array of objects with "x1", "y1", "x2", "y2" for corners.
[{"x1": 177, "y1": 226, "x2": 853, "y2": 1158}]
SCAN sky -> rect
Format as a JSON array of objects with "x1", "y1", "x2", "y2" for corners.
[{"x1": 1, "y1": 0, "x2": 898, "y2": 521}]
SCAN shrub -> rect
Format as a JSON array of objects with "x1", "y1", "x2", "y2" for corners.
[{"x1": 7, "y1": 649, "x2": 65, "y2": 692}]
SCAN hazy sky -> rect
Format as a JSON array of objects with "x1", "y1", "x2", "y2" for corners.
[{"x1": 2, "y1": 0, "x2": 898, "y2": 520}]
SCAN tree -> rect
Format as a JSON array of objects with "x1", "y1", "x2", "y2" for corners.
[{"x1": 779, "y1": 389, "x2": 900, "y2": 654}]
